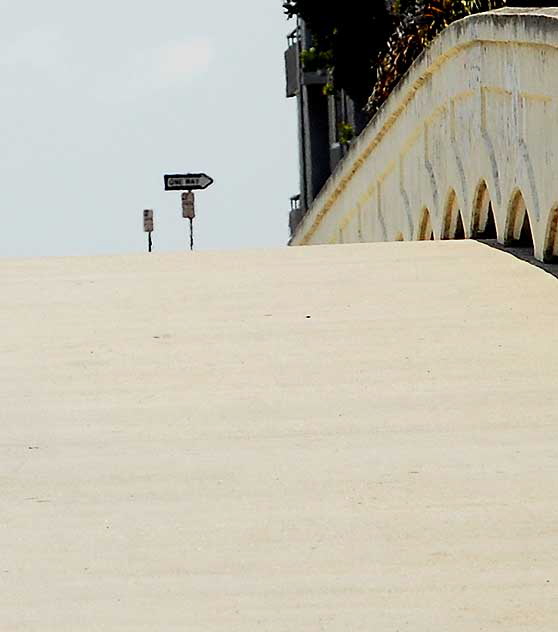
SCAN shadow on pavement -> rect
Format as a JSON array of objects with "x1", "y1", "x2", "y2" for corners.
[{"x1": 477, "y1": 239, "x2": 558, "y2": 280}]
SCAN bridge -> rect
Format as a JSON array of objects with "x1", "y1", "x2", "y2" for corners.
[
  {"x1": 290, "y1": 8, "x2": 558, "y2": 263},
  {"x1": 4, "y1": 9, "x2": 558, "y2": 627},
  {"x1": 2, "y1": 243, "x2": 558, "y2": 628}
]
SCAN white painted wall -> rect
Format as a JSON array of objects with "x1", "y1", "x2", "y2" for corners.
[{"x1": 290, "y1": 8, "x2": 558, "y2": 262}]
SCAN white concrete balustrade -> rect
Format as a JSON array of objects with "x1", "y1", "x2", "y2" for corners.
[{"x1": 290, "y1": 8, "x2": 558, "y2": 262}]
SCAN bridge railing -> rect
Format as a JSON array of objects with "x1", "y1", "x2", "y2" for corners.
[{"x1": 289, "y1": 8, "x2": 558, "y2": 263}]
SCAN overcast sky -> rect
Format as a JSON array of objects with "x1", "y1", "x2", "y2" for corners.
[{"x1": 0, "y1": 1, "x2": 298, "y2": 257}]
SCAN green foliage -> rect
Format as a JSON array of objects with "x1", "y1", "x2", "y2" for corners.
[
  {"x1": 300, "y1": 47, "x2": 333, "y2": 73},
  {"x1": 322, "y1": 82, "x2": 335, "y2": 97},
  {"x1": 285, "y1": 0, "x2": 558, "y2": 119},
  {"x1": 367, "y1": 0, "x2": 507, "y2": 114},
  {"x1": 338, "y1": 122, "x2": 355, "y2": 146},
  {"x1": 283, "y1": 0, "x2": 393, "y2": 108}
]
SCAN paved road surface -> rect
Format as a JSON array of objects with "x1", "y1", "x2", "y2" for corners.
[{"x1": 1, "y1": 241, "x2": 557, "y2": 630}]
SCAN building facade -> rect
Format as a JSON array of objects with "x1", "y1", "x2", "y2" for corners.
[{"x1": 284, "y1": 19, "x2": 367, "y2": 237}]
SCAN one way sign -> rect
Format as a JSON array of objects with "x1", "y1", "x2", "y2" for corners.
[{"x1": 164, "y1": 173, "x2": 214, "y2": 191}]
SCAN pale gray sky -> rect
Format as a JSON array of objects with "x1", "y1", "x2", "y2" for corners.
[{"x1": 0, "y1": 1, "x2": 298, "y2": 257}]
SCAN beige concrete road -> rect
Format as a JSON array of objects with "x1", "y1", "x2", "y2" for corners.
[{"x1": 1, "y1": 241, "x2": 558, "y2": 630}]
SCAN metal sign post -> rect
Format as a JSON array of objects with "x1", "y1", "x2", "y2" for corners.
[
  {"x1": 164, "y1": 172, "x2": 213, "y2": 252},
  {"x1": 182, "y1": 192, "x2": 196, "y2": 251},
  {"x1": 143, "y1": 209, "x2": 154, "y2": 253}
]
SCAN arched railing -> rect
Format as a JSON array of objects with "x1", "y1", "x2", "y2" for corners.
[{"x1": 290, "y1": 8, "x2": 558, "y2": 264}]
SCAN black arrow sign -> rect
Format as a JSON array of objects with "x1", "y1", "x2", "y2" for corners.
[{"x1": 164, "y1": 173, "x2": 214, "y2": 191}]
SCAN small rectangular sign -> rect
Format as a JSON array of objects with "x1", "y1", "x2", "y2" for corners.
[
  {"x1": 182, "y1": 192, "x2": 195, "y2": 219},
  {"x1": 143, "y1": 209, "x2": 154, "y2": 233}
]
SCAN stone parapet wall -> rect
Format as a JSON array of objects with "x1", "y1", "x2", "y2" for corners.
[{"x1": 290, "y1": 8, "x2": 558, "y2": 262}]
